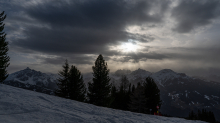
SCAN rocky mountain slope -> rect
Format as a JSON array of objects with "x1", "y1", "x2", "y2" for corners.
[{"x1": 3, "y1": 67, "x2": 58, "y2": 94}]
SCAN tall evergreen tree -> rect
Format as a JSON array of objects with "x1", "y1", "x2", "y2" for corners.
[
  {"x1": 129, "y1": 83, "x2": 147, "y2": 113},
  {"x1": 116, "y1": 75, "x2": 130, "y2": 110},
  {"x1": 87, "y1": 54, "x2": 111, "y2": 107},
  {"x1": 120, "y1": 75, "x2": 129, "y2": 92},
  {"x1": 55, "y1": 59, "x2": 69, "y2": 98},
  {"x1": 68, "y1": 65, "x2": 86, "y2": 102},
  {"x1": 143, "y1": 77, "x2": 161, "y2": 114},
  {"x1": 0, "y1": 11, "x2": 10, "y2": 83},
  {"x1": 109, "y1": 84, "x2": 117, "y2": 108},
  {"x1": 131, "y1": 84, "x2": 135, "y2": 93}
]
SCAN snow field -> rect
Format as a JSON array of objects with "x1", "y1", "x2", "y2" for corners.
[{"x1": 0, "y1": 84, "x2": 206, "y2": 123}]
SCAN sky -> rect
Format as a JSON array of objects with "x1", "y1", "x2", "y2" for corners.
[{"x1": 1, "y1": 0, "x2": 220, "y2": 76}]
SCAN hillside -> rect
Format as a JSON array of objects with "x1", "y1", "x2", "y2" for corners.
[{"x1": 0, "y1": 84, "x2": 206, "y2": 123}]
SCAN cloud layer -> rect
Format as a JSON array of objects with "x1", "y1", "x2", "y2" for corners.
[{"x1": 2, "y1": 0, "x2": 220, "y2": 76}]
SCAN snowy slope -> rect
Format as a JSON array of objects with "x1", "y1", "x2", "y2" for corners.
[{"x1": 0, "y1": 84, "x2": 206, "y2": 123}]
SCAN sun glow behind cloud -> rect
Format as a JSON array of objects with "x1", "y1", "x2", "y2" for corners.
[
  {"x1": 120, "y1": 42, "x2": 139, "y2": 52},
  {"x1": 109, "y1": 39, "x2": 142, "y2": 53}
]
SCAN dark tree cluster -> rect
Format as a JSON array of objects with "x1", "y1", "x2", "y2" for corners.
[
  {"x1": 109, "y1": 75, "x2": 161, "y2": 114},
  {"x1": 143, "y1": 77, "x2": 161, "y2": 114},
  {"x1": 55, "y1": 60, "x2": 86, "y2": 102},
  {"x1": 55, "y1": 54, "x2": 162, "y2": 114},
  {"x1": 56, "y1": 54, "x2": 112, "y2": 106},
  {"x1": 188, "y1": 109, "x2": 216, "y2": 123},
  {"x1": 109, "y1": 75, "x2": 131, "y2": 110},
  {"x1": 129, "y1": 82, "x2": 147, "y2": 113},
  {"x1": 129, "y1": 78, "x2": 161, "y2": 114}
]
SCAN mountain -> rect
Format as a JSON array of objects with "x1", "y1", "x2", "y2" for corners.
[
  {"x1": 151, "y1": 69, "x2": 220, "y2": 121},
  {"x1": 3, "y1": 67, "x2": 58, "y2": 94},
  {"x1": 0, "y1": 84, "x2": 206, "y2": 123},
  {"x1": 151, "y1": 69, "x2": 190, "y2": 86},
  {"x1": 109, "y1": 69, "x2": 220, "y2": 121},
  {"x1": 107, "y1": 68, "x2": 152, "y2": 88},
  {"x1": 3, "y1": 67, "x2": 220, "y2": 121}
]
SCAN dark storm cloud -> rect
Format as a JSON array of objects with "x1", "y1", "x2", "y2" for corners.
[
  {"x1": 10, "y1": 0, "x2": 169, "y2": 56},
  {"x1": 35, "y1": 54, "x2": 95, "y2": 65},
  {"x1": 172, "y1": 0, "x2": 220, "y2": 33},
  {"x1": 13, "y1": 26, "x2": 126, "y2": 54},
  {"x1": 24, "y1": 0, "x2": 165, "y2": 28}
]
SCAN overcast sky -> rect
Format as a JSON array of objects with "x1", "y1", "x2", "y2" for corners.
[{"x1": 1, "y1": 0, "x2": 220, "y2": 76}]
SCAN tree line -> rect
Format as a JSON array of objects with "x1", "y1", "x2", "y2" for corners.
[
  {"x1": 188, "y1": 109, "x2": 216, "y2": 123},
  {"x1": 55, "y1": 54, "x2": 161, "y2": 114}
]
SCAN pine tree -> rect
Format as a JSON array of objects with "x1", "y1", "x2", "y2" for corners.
[
  {"x1": 125, "y1": 83, "x2": 131, "y2": 110},
  {"x1": 120, "y1": 75, "x2": 129, "y2": 92},
  {"x1": 209, "y1": 111, "x2": 216, "y2": 123},
  {"x1": 116, "y1": 75, "x2": 130, "y2": 110},
  {"x1": 68, "y1": 65, "x2": 86, "y2": 102},
  {"x1": 197, "y1": 109, "x2": 201, "y2": 120},
  {"x1": 129, "y1": 83, "x2": 147, "y2": 113},
  {"x1": 143, "y1": 77, "x2": 161, "y2": 114},
  {"x1": 87, "y1": 54, "x2": 111, "y2": 107},
  {"x1": 55, "y1": 59, "x2": 69, "y2": 98},
  {"x1": 131, "y1": 84, "x2": 135, "y2": 93},
  {"x1": 109, "y1": 84, "x2": 117, "y2": 108},
  {"x1": 188, "y1": 110, "x2": 196, "y2": 120},
  {"x1": 0, "y1": 11, "x2": 10, "y2": 83}
]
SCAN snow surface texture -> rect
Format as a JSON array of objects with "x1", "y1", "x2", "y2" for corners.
[{"x1": 0, "y1": 84, "x2": 206, "y2": 123}]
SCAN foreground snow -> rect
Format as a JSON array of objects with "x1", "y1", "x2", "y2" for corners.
[{"x1": 0, "y1": 85, "x2": 206, "y2": 123}]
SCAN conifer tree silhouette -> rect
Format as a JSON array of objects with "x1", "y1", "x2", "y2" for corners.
[{"x1": 0, "y1": 11, "x2": 10, "y2": 83}]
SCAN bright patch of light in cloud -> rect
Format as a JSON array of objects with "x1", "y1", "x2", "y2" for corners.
[
  {"x1": 120, "y1": 42, "x2": 138, "y2": 52},
  {"x1": 109, "y1": 39, "x2": 143, "y2": 53}
]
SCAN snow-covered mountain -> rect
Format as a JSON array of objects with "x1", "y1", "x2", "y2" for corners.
[
  {"x1": 151, "y1": 69, "x2": 190, "y2": 86},
  {"x1": 149, "y1": 70, "x2": 220, "y2": 121},
  {"x1": 3, "y1": 67, "x2": 58, "y2": 94},
  {"x1": 0, "y1": 84, "x2": 206, "y2": 123},
  {"x1": 5, "y1": 67, "x2": 58, "y2": 86}
]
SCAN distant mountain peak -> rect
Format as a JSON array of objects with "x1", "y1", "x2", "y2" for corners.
[
  {"x1": 131, "y1": 68, "x2": 151, "y2": 74},
  {"x1": 4, "y1": 67, "x2": 58, "y2": 88},
  {"x1": 151, "y1": 69, "x2": 188, "y2": 86}
]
